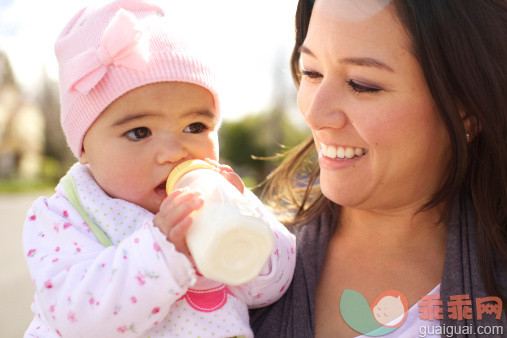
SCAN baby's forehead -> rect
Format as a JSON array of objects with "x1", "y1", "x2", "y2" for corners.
[
  {"x1": 103, "y1": 108, "x2": 218, "y2": 128},
  {"x1": 103, "y1": 81, "x2": 217, "y2": 117}
]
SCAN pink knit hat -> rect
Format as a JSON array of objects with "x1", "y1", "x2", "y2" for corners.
[{"x1": 55, "y1": 0, "x2": 219, "y2": 158}]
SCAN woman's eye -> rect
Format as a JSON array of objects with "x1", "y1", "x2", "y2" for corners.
[
  {"x1": 183, "y1": 122, "x2": 207, "y2": 134},
  {"x1": 125, "y1": 127, "x2": 151, "y2": 141},
  {"x1": 347, "y1": 80, "x2": 381, "y2": 93},
  {"x1": 301, "y1": 69, "x2": 322, "y2": 79}
]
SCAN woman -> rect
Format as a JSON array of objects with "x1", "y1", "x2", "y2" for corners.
[{"x1": 250, "y1": 0, "x2": 506, "y2": 336}]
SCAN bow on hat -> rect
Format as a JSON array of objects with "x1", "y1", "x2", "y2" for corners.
[{"x1": 65, "y1": 9, "x2": 149, "y2": 94}]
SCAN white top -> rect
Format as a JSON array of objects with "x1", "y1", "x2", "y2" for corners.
[
  {"x1": 23, "y1": 163, "x2": 296, "y2": 337},
  {"x1": 356, "y1": 284, "x2": 441, "y2": 338}
]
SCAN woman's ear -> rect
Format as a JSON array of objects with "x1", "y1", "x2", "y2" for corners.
[{"x1": 460, "y1": 111, "x2": 481, "y2": 142}]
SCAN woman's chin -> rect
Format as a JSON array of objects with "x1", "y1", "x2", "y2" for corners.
[{"x1": 320, "y1": 179, "x2": 367, "y2": 208}]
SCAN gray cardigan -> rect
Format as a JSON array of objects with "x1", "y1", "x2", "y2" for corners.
[{"x1": 250, "y1": 193, "x2": 506, "y2": 337}]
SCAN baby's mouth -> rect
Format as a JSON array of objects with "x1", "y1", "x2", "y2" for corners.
[{"x1": 155, "y1": 181, "x2": 167, "y2": 197}]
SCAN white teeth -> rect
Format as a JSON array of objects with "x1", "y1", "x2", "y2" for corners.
[
  {"x1": 326, "y1": 145, "x2": 337, "y2": 158},
  {"x1": 321, "y1": 143, "x2": 367, "y2": 159},
  {"x1": 321, "y1": 144, "x2": 328, "y2": 155},
  {"x1": 337, "y1": 147, "x2": 345, "y2": 158},
  {"x1": 345, "y1": 147, "x2": 355, "y2": 159}
]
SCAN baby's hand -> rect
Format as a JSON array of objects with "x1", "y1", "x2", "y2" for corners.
[
  {"x1": 204, "y1": 158, "x2": 245, "y2": 194},
  {"x1": 153, "y1": 188, "x2": 203, "y2": 257}
]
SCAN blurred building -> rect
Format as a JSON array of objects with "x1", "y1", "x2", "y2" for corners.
[{"x1": 0, "y1": 84, "x2": 45, "y2": 179}]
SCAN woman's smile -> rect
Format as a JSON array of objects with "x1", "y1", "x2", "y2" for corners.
[
  {"x1": 320, "y1": 143, "x2": 368, "y2": 159},
  {"x1": 318, "y1": 142, "x2": 369, "y2": 170}
]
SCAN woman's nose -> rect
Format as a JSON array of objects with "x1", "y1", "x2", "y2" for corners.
[
  {"x1": 155, "y1": 136, "x2": 188, "y2": 164},
  {"x1": 299, "y1": 79, "x2": 348, "y2": 131}
]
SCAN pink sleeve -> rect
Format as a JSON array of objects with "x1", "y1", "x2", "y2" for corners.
[
  {"x1": 23, "y1": 194, "x2": 196, "y2": 337},
  {"x1": 227, "y1": 190, "x2": 296, "y2": 308}
]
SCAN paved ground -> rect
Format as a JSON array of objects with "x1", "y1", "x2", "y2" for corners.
[{"x1": 0, "y1": 193, "x2": 49, "y2": 337}]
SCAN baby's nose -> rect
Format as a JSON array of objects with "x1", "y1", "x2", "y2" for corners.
[{"x1": 156, "y1": 137, "x2": 188, "y2": 164}]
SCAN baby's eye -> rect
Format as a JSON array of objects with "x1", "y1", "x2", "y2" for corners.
[
  {"x1": 124, "y1": 127, "x2": 151, "y2": 141},
  {"x1": 183, "y1": 122, "x2": 207, "y2": 134}
]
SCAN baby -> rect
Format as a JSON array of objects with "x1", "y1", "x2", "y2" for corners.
[{"x1": 22, "y1": 1, "x2": 295, "y2": 337}]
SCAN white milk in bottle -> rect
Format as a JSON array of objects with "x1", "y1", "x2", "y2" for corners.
[{"x1": 166, "y1": 160, "x2": 274, "y2": 285}]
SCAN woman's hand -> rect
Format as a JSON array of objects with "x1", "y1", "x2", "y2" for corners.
[
  {"x1": 153, "y1": 188, "x2": 203, "y2": 258},
  {"x1": 204, "y1": 158, "x2": 245, "y2": 194}
]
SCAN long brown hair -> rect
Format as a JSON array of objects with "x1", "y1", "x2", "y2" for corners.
[{"x1": 263, "y1": 0, "x2": 507, "y2": 304}]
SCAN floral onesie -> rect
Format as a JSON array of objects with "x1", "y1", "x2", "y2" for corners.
[{"x1": 23, "y1": 163, "x2": 296, "y2": 337}]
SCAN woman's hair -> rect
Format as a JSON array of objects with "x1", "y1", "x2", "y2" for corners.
[{"x1": 263, "y1": 0, "x2": 506, "y2": 304}]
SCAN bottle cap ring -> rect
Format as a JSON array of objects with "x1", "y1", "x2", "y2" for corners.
[{"x1": 166, "y1": 159, "x2": 216, "y2": 194}]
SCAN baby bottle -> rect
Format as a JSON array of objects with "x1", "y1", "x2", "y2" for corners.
[{"x1": 166, "y1": 159, "x2": 274, "y2": 285}]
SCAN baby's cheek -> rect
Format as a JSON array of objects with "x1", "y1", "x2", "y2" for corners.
[{"x1": 106, "y1": 177, "x2": 148, "y2": 203}]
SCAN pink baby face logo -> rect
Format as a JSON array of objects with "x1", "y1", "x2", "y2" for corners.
[
  {"x1": 340, "y1": 289, "x2": 409, "y2": 336},
  {"x1": 371, "y1": 290, "x2": 408, "y2": 327}
]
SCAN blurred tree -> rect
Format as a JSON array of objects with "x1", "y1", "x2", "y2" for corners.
[
  {"x1": 0, "y1": 51, "x2": 46, "y2": 181},
  {"x1": 219, "y1": 50, "x2": 309, "y2": 188},
  {"x1": 36, "y1": 69, "x2": 74, "y2": 180},
  {"x1": 219, "y1": 107, "x2": 308, "y2": 187},
  {"x1": 0, "y1": 50, "x2": 17, "y2": 89}
]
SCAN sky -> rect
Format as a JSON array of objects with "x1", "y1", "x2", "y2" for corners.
[{"x1": 0, "y1": 0, "x2": 301, "y2": 121}]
